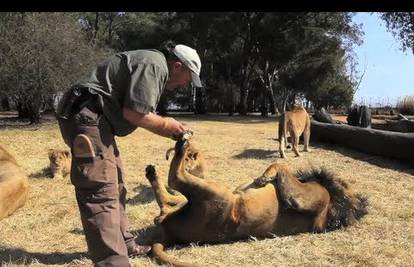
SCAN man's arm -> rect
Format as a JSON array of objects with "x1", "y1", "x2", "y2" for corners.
[{"x1": 122, "y1": 108, "x2": 185, "y2": 138}]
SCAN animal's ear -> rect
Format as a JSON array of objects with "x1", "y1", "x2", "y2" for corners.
[
  {"x1": 192, "y1": 152, "x2": 198, "y2": 160},
  {"x1": 64, "y1": 150, "x2": 70, "y2": 157},
  {"x1": 165, "y1": 147, "x2": 175, "y2": 161}
]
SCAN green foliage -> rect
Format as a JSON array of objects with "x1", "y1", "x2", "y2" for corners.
[
  {"x1": 0, "y1": 12, "x2": 363, "y2": 122},
  {"x1": 381, "y1": 12, "x2": 414, "y2": 54},
  {"x1": 255, "y1": 12, "x2": 362, "y2": 112},
  {"x1": 0, "y1": 12, "x2": 111, "y2": 123}
]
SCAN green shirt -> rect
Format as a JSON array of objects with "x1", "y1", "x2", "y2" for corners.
[{"x1": 75, "y1": 49, "x2": 169, "y2": 136}]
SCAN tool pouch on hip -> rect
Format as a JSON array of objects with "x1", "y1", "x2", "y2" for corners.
[{"x1": 56, "y1": 87, "x2": 99, "y2": 120}]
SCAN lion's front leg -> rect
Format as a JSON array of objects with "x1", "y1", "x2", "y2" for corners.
[
  {"x1": 279, "y1": 136, "x2": 287, "y2": 159},
  {"x1": 145, "y1": 165, "x2": 188, "y2": 225}
]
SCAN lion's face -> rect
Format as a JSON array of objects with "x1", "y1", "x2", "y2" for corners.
[
  {"x1": 48, "y1": 149, "x2": 71, "y2": 178},
  {"x1": 183, "y1": 144, "x2": 206, "y2": 178},
  {"x1": 48, "y1": 149, "x2": 70, "y2": 166}
]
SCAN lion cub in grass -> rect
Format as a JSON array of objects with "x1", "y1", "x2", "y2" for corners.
[
  {"x1": 48, "y1": 149, "x2": 71, "y2": 179},
  {"x1": 278, "y1": 105, "x2": 311, "y2": 158}
]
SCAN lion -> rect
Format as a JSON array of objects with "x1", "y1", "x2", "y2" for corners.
[
  {"x1": 144, "y1": 133, "x2": 368, "y2": 266},
  {"x1": 48, "y1": 149, "x2": 71, "y2": 179},
  {"x1": 251, "y1": 162, "x2": 331, "y2": 232},
  {"x1": 278, "y1": 105, "x2": 311, "y2": 158},
  {"x1": 0, "y1": 143, "x2": 29, "y2": 220}
]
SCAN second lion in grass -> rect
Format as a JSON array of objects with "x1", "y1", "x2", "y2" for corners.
[{"x1": 277, "y1": 105, "x2": 311, "y2": 158}]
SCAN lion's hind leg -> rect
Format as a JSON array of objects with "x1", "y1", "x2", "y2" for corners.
[
  {"x1": 277, "y1": 171, "x2": 330, "y2": 232},
  {"x1": 145, "y1": 165, "x2": 188, "y2": 225},
  {"x1": 312, "y1": 201, "x2": 329, "y2": 233},
  {"x1": 291, "y1": 132, "x2": 301, "y2": 157},
  {"x1": 303, "y1": 117, "x2": 311, "y2": 153}
]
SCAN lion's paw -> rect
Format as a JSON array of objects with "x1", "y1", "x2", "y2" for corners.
[
  {"x1": 254, "y1": 176, "x2": 274, "y2": 187},
  {"x1": 145, "y1": 165, "x2": 157, "y2": 182},
  {"x1": 154, "y1": 214, "x2": 167, "y2": 225}
]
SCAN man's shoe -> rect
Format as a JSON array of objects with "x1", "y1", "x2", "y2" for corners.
[{"x1": 128, "y1": 244, "x2": 152, "y2": 258}]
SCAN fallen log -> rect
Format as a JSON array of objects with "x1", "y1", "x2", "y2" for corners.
[
  {"x1": 384, "y1": 119, "x2": 414, "y2": 133},
  {"x1": 313, "y1": 108, "x2": 334, "y2": 123},
  {"x1": 311, "y1": 120, "x2": 414, "y2": 163}
]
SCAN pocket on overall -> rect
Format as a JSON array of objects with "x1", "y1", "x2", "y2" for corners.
[
  {"x1": 71, "y1": 150, "x2": 117, "y2": 189},
  {"x1": 75, "y1": 105, "x2": 100, "y2": 126}
]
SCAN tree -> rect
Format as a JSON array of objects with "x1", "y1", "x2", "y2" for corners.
[
  {"x1": 110, "y1": 12, "x2": 361, "y2": 115},
  {"x1": 381, "y1": 12, "x2": 414, "y2": 53},
  {"x1": 256, "y1": 12, "x2": 362, "y2": 113},
  {"x1": 0, "y1": 13, "x2": 110, "y2": 123}
]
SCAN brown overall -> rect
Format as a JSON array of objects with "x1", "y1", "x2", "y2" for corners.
[{"x1": 57, "y1": 88, "x2": 136, "y2": 267}]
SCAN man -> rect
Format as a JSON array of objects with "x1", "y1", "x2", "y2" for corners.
[{"x1": 56, "y1": 41, "x2": 202, "y2": 267}]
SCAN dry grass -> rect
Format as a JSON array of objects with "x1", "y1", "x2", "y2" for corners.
[
  {"x1": 0, "y1": 114, "x2": 413, "y2": 267},
  {"x1": 397, "y1": 96, "x2": 414, "y2": 115}
]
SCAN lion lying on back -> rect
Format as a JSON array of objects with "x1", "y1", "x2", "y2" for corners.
[
  {"x1": 48, "y1": 149, "x2": 70, "y2": 179},
  {"x1": 278, "y1": 105, "x2": 311, "y2": 158},
  {"x1": 144, "y1": 132, "x2": 368, "y2": 266},
  {"x1": 0, "y1": 143, "x2": 29, "y2": 220}
]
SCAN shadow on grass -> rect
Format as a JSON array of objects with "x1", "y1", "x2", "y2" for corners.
[
  {"x1": 312, "y1": 141, "x2": 414, "y2": 176},
  {"x1": 233, "y1": 148, "x2": 278, "y2": 159},
  {"x1": 29, "y1": 167, "x2": 53, "y2": 179},
  {"x1": 69, "y1": 227, "x2": 84, "y2": 235},
  {"x1": 132, "y1": 225, "x2": 164, "y2": 245},
  {"x1": 132, "y1": 224, "x2": 241, "y2": 247},
  {"x1": 0, "y1": 247, "x2": 87, "y2": 265},
  {"x1": 0, "y1": 112, "x2": 59, "y2": 131},
  {"x1": 127, "y1": 184, "x2": 155, "y2": 205},
  {"x1": 0, "y1": 117, "x2": 32, "y2": 128}
]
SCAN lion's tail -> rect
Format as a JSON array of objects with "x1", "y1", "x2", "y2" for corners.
[
  {"x1": 296, "y1": 168, "x2": 368, "y2": 231},
  {"x1": 152, "y1": 243, "x2": 197, "y2": 267}
]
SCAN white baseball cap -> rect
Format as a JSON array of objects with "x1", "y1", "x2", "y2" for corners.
[{"x1": 172, "y1": 44, "x2": 202, "y2": 87}]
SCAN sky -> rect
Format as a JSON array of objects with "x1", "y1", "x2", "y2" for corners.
[{"x1": 351, "y1": 12, "x2": 414, "y2": 107}]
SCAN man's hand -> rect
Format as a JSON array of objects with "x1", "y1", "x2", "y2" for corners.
[
  {"x1": 162, "y1": 117, "x2": 186, "y2": 139},
  {"x1": 122, "y1": 108, "x2": 187, "y2": 139}
]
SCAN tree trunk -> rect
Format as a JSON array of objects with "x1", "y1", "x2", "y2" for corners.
[
  {"x1": 194, "y1": 87, "x2": 205, "y2": 114},
  {"x1": 226, "y1": 85, "x2": 235, "y2": 116},
  {"x1": 93, "y1": 12, "x2": 99, "y2": 42},
  {"x1": 107, "y1": 13, "x2": 114, "y2": 45},
  {"x1": 238, "y1": 86, "x2": 248, "y2": 115},
  {"x1": 260, "y1": 92, "x2": 268, "y2": 117},
  {"x1": 28, "y1": 110, "x2": 41, "y2": 124},
  {"x1": 313, "y1": 108, "x2": 334, "y2": 123},
  {"x1": 311, "y1": 120, "x2": 414, "y2": 162},
  {"x1": 267, "y1": 88, "x2": 276, "y2": 114},
  {"x1": 1, "y1": 97, "x2": 10, "y2": 111},
  {"x1": 17, "y1": 101, "x2": 30, "y2": 119},
  {"x1": 281, "y1": 96, "x2": 288, "y2": 113}
]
